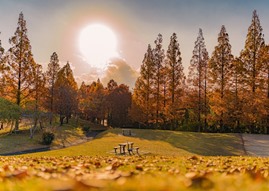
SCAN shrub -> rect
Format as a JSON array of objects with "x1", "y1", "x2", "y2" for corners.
[
  {"x1": 82, "y1": 126, "x2": 90, "y2": 132},
  {"x1": 42, "y1": 131, "x2": 55, "y2": 145}
]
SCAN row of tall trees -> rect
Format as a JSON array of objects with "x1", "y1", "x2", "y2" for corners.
[
  {"x1": 1, "y1": 11, "x2": 268, "y2": 134},
  {"x1": 132, "y1": 10, "x2": 269, "y2": 133},
  {"x1": 0, "y1": 12, "x2": 132, "y2": 133},
  {"x1": 132, "y1": 33, "x2": 185, "y2": 129}
]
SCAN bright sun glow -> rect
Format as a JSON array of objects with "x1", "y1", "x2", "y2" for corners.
[{"x1": 79, "y1": 24, "x2": 118, "y2": 68}]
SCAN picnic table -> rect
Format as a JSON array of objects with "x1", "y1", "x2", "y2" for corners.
[
  {"x1": 114, "y1": 142, "x2": 139, "y2": 155},
  {"x1": 122, "y1": 129, "x2": 132, "y2": 136}
]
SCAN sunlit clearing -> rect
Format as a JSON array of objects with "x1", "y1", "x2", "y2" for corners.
[{"x1": 79, "y1": 24, "x2": 118, "y2": 69}]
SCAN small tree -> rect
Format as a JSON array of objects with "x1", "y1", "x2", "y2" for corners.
[
  {"x1": 0, "y1": 97, "x2": 20, "y2": 132},
  {"x1": 54, "y1": 62, "x2": 78, "y2": 125}
]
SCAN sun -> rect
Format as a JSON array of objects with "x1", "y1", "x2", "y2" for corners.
[{"x1": 79, "y1": 24, "x2": 118, "y2": 68}]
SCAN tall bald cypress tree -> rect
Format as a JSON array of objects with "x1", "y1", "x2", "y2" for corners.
[
  {"x1": 152, "y1": 34, "x2": 165, "y2": 128},
  {"x1": 208, "y1": 25, "x2": 234, "y2": 130},
  {"x1": 132, "y1": 44, "x2": 155, "y2": 127},
  {"x1": 240, "y1": 10, "x2": 264, "y2": 94},
  {"x1": 5, "y1": 12, "x2": 36, "y2": 130},
  {"x1": 166, "y1": 33, "x2": 185, "y2": 129},
  {"x1": 46, "y1": 52, "x2": 60, "y2": 124},
  {"x1": 258, "y1": 45, "x2": 269, "y2": 133},
  {"x1": 188, "y1": 29, "x2": 209, "y2": 132},
  {"x1": 239, "y1": 10, "x2": 265, "y2": 132}
]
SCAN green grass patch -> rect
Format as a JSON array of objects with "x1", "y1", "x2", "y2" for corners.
[
  {"x1": 0, "y1": 118, "x2": 98, "y2": 155},
  {"x1": 0, "y1": 130, "x2": 43, "y2": 154},
  {"x1": 134, "y1": 129, "x2": 245, "y2": 156}
]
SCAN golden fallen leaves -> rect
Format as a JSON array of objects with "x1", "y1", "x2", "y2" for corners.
[{"x1": 0, "y1": 155, "x2": 269, "y2": 190}]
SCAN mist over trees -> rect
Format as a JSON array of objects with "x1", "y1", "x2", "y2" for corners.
[{"x1": 0, "y1": 10, "x2": 269, "y2": 134}]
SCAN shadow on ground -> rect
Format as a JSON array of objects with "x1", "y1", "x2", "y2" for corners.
[{"x1": 96, "y1": 129, "x2": 245, "y2": 156}]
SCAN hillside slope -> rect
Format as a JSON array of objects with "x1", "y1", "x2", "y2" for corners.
[{"x1": 27, "y1": 129, "x2": 245, "y2": 157}]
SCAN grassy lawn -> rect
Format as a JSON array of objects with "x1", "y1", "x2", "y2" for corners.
[
  {"x1": 0, "y1": 119, "x2": 93, "y2": 155},
  {"x1": 26, "y1": 129, "x2": 245, "y2": 157},
  {"x1": 0, "y1": 130, "x2": 43, "y2": 154},
  {"x1": 133, "y1": 129, "x2": 244, "y2": 156}
]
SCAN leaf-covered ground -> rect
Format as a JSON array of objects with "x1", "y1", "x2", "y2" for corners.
[
  {"x1": 0, "y1": 155, "x2": 269, "y2": 191},
  {"x1": 0, "y1": 128, "x2": 260, "y2": 190}
]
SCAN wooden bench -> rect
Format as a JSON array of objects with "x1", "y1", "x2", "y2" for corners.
[
  {"x1": 127, "y1": 142, "x2": 134, "y2": 155},
  {"x1": 127, "y1": 143, "x2": 139, "y2": 155},
  {"x1": 114, "y1": 147, "x2": 119, "y2": 154},
  {"x1": 134, "y1": 147, "x2": 140, "y2": 155},
  {"x1": 128, "y1": 147, "x2": 139, "y2": 155}
]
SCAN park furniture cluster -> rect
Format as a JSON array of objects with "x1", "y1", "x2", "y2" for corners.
[{"x1": 114, "y1": 142, "x2": 139, "y2": 155}]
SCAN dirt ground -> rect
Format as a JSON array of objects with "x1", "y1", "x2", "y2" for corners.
[{"x1": 242, "y1": 134, "x2": 269, "y2": 157}]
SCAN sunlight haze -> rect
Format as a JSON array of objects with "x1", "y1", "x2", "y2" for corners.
[{"x1": 79, "y1": 23, "x2": 118, "y2": 69}]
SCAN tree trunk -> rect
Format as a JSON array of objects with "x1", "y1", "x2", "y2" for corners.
[
  {"x1": 204, "y1": 62, "x2": 207, "y2": 132},
  {"x1": 14, "y1": 120, "x2": 19, "y2": 132},
  {"x1": 235, "y1": 62, "x2": 240, "y2": 132},
  {"x1": 10, "y1": 121, "x2": 14, "y2": 133},
  {"x1": 146, "y1": 68, "x2": 150, "y2": 128},
  {"x1": 220, "y1": 50, "x2": 224, "y2": 130},
  {"x1": 49, "y1": 112, "x2": 53, "y2": 125},
  {"x1": 267, "y1": 70, "x2": 269, "y2": 134},
  {"x1": 39, "y1": 120, "x2": 43, "y2": 129},
  {"x1": 156, "y1": 69, "x2": 160, "y2": 129},
  {"x1": 60, "y1": 115, "x2": 65, "y2": 126},
  {"x1": 50, "y1": 92, "x2": 53, "y2": 125},
  {"x1": 15, "y1": 62, "x2": 21, "y2": 131},
  {"x1": 198, "y1": 46, "x2": 202, "y2": 132}
]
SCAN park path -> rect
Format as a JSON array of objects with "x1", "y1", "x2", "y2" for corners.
[{"x1": 242, "y1": 134, "x2": 269, "y2": 157}]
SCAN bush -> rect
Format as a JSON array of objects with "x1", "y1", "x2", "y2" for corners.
[
  {"x1": 42, "y1": 131, "x2": 55, "y2": 145},
  {"x1": 82, "y1": 126, "x2": 90, "y2": 132}
]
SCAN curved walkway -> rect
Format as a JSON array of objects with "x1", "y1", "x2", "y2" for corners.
[{"x1": 242, "y1": 134, "x2": 269, "y2": 157}]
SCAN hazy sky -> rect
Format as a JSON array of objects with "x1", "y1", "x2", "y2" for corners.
[{"x1": 0, "y1": 0, "x2": 269, "y2": 88}]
